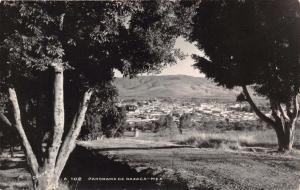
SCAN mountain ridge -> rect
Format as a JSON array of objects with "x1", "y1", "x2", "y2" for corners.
[{"x1": 114, "y1": 75, "x2": 241, "y2": 99}]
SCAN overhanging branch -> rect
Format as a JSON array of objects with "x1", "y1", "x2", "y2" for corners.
[{"x1": 242, "y1": 85, "x2": 276, "y2": 126}]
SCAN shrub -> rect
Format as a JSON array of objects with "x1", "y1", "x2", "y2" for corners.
[
  {"x1": 79, "y1": 113, "x2": 102, "y2": 141},
  {"x1": 101, "y1": 106, "x2": 127, "y2": 138},
  {"x1": 179, "y1": 113, "x2": 193, "y2": 131},
  {"x1": 79, "y1": 106, "x2": 127, "y2": 140},
  {"x1": 153, "y1": 114, "x2": 180, "y2": 136}
]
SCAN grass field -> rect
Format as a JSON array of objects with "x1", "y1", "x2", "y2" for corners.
[{"x1": 124, "y1": 127, "x2": 300, "y2": 151}]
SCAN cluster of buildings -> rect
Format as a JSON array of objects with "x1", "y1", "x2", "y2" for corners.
[{"x1": 118, "y1": 98, "x2": 268, "y2": 128}]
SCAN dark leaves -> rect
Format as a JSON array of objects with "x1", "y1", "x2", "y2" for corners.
[{"x1": 189, "y1": 0, "x2": 300, "y2": 103}]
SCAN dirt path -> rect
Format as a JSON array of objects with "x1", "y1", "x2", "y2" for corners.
[{"x1": 80, "y1": 139, "x2": 300, "y2": 190}]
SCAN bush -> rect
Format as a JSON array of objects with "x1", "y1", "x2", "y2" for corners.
[
  {"x1": 178, "y1": 135, "x2": 239, "y2": 150},
  {"x1": 79, "y1": 113, "x2": 102, "y2": 141},
  {"x1": 79, "y1": 106, "x2": 127, "y2": 140},
  {"x1": 133, "y1": 122, "x2": 156, "y2": 132},
  {"x1": 179, "y1": 113, "x2": 193, "y2": 131},
  {"x1": 153, "y1": 114, "x2": 180, "y2": 136},
  {"x1": 101, "y1": 106, "x2": 127, "y2": 138}
]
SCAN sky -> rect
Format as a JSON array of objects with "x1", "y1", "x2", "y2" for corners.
[{"x1": 114, "y1": 37, "x2": 206, "y2": 78}]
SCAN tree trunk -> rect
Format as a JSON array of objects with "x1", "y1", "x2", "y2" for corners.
[
  {"x1": 33, "y1": 65, "x2": 64, "y2": 190},
  {"x1": 55, "y1": 89, "x2": 93, "y2": 178},
  {"x1": 34, "y1": 172, "x2": 59, "y2": 190},
  {"x1": 242, "y1": 85, "x2": 299, "y2": 153},
  {"x1": 6, "y1": 63, "x2": 94, "y2": 189},
  {"x1": 274, "y1": 120, "x2": 296, "y2": 152},
  {"x1": 10, "y1": 146, "x2": 14, "y2": 158},
  {"x1": 8, "y1": 88, "x2": 40, "y2": 186},
  {"x1": 35, "y1": 92, "x2": 52, "y2": 165},
  {"x1": 43, "y1": 65, "x2": 64, "y2": 185}
]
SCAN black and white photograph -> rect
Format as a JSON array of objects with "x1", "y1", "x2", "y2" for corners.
[{"x1": 0, "y1": 0, "x2": 300, "y2": 189}]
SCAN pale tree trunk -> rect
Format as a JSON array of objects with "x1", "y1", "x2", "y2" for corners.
[
  {"x1": 55, "y1": 89, "x2": 93, "y2": 178},
  {"x1": 7, "y1": 68, "x2": 93, "y2": 190},
  {"x1": 5, "y1": 13, "x2": 94, "y2": 189},
  {"x1": 33, "y1": 13, "x2": 66, "y2": 189},
  {"x1": 33, "y1": 67, "x2": 92, "y2": 189},
  {"x1": 8, "y1": 88, "x2": 40, "y2": 185},
  {"x1": 242, "y1": 85, "x2": 299, "y2": 152},
  {"x1": 36, "y1": 64, "x2": 65, "y2": 190}
]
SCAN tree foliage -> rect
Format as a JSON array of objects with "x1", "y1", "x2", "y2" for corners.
[
  {"x1": 0, "y1": 0, "x2": 183, "y2": 152},
  {"x1": 188, "y1": 0, "x2": 300, "y2": 151},
  {"x1": 190, "y1": 0, "x2": 300, "y2": 102},
  {"x1": 179, "y1": 113, "x2": 193, "y2": 130},
  {"x1": 1, "y1": 1, "x2": 183, "y2": 85},
  {"x1": 153, "y1": 114, "x2": 177, "y2": 133},
  {"x1": 236, "y1": 92, "x2": 246, "y2": 103},
  {"x1": 80, "y1": 84, "x2": 127, "y2": 140}
]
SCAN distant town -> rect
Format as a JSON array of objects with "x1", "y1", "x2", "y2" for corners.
[{"x1": 118, "y1": 97, "x2": 270, "y2": 129}]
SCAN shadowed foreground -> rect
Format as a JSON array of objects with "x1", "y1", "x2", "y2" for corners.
[{"x1": 1, "y1": 139, "x2": 300, "y2": 189}]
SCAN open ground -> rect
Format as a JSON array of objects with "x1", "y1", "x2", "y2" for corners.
[{"x1": 1, "y1": 126, "x2": 300, "y2": 190}]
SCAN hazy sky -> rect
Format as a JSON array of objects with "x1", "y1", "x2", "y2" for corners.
[{"x1": 114, "y1": 37, "x2": 205, "y2": 78}]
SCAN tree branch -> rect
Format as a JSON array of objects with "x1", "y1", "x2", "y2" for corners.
[
  {"x1": 0, "y1": 112, "x2": 12, "y2": 127},
  {"x1": 270, "y1": 100, "x2": 281, "y2": 124},
  {"x1": 278, "y1": 103, "x2": 290, "y2": 121},
  {"x1": 8, "y1": 88, "x2": 39, "y2": 176},
  {"x1": 59, "y1": 13, "x2": 65, "y2": 31},
  {"x1": 55, "y1": 89, "x2": 93, "y2": 177},
  {"x1": 242, "y1": 85, "x2": 276, "y2": 126},
  {"x1": 292, "y1": 96, "x2": 299, "y2": 119},
  {"x1": 286, "y1": 102, "x2": 293, "y2": 119}
]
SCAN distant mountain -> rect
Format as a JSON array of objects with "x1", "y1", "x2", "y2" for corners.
[{"x1": 114, "y1": 75, "x2": 242, "y2": 99}]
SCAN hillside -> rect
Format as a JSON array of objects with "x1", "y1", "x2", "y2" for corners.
[{"x1": 115, "y1": 75, "x2": 241, "y2": 99}]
